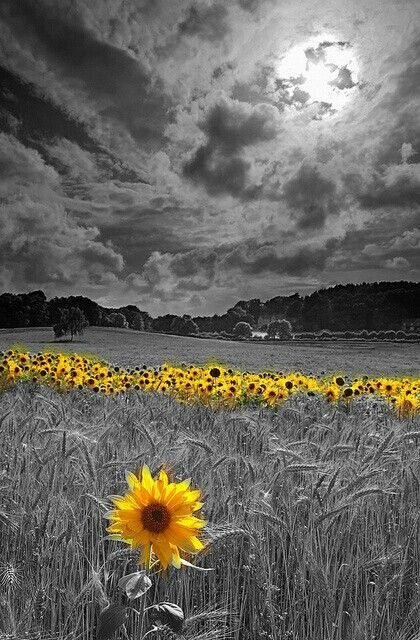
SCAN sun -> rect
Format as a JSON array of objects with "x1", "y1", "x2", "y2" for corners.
[{"x1": 276, "y1": 35, "x2": 358, "y2": 113}]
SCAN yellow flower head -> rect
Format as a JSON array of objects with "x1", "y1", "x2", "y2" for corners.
[{"x1": 106, "y1": 465, "x2": 206, "y2": 570}]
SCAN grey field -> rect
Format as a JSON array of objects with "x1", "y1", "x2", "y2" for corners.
[{"x1": 0, "y1": 326, "x2": 419, "y2": 377}]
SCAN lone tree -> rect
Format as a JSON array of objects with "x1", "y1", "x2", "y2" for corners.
[
  {"x1": 53, "y1": 307, "x2": 88, "y2": 341},
  {"x1": 267, "y1": 318, "x2": 293, "y2": 340},
  {"x1": 233, "y1": 321, "x2": 253, "y2": 339}
]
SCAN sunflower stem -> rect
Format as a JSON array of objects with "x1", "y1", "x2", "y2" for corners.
[{"x1": 138, "y1": 548, "x2": 151, "y2": 639}]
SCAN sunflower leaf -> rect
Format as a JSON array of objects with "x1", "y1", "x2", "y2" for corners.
[
  {"x1": 118, "y1": 571, "x2": 152, "y2": 600},
  {"x1": 149, "y1": 602, "x2": 184, "y2": 632},
  {"x1": 97, "y1": 602, "x2": 127, "y2": 639}
]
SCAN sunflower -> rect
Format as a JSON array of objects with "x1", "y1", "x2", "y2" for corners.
[{"x1": 106, "y1": 465, "x2": 206, "y2": 570}]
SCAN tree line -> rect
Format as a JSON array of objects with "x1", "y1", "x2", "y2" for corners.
[{"x1": 0, "y1": 281, "x2": 418, "y2": 338}]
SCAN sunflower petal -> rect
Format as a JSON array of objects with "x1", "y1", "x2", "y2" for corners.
[
  {"x1": 141, "y1": 465, "x2": 154, "y2": 493},
  {"x1": 125, "y1": 470, "x2": 140, "y2": 491},
  {"x1": 170, "y1": 544, "x2": 182, "y2": 569}
]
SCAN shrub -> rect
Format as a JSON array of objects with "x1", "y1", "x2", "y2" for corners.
[
  {"x1": 233, "y1": 322, "x2": 253, "y2": 339},
  {"x1": 220, "y1": 330, "x2": 234, "y2": 340},
  {"x1": 384, "y1": 330, "x2": 396, "y2": 341},
  {"x1": 319, "y1": 330, "x2": 331, "y2": 340},
  {"x1": 267, "y1": 319, "x2": 293, "y2": 340}
]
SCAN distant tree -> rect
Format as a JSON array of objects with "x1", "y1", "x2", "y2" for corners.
[
  {"x1": 267, "y1": 319, "x2": 293, "y2": 340},
  {"x1": 105, "y1": 312, "x2": 128, "y2": 328},
  {"x1": 170, "y1": 315, "x2": 199, "y2": 336},
  {"x1": 233, "y1": 321, "x2": 253, "y2": 338},
  {"x1": 112, "y1": 306, "x2": 151, "y2": 330},
  {"x1": 130, "y1": 313, "x2": 145, "y2": 331},
  {"x1": 53, "y1": 307, "x2": 88, "y2": 340},
  {"x1": 152, "y1": 314, "x2": 178, "y2": 333},
  {"x1": 0, "y1": 293, "x2": 27, "y2": 328},
  {"x1": 182, "y1": 318, "x2": 199, "y2": 335}
]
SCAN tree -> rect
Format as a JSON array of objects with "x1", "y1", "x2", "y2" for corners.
[
  {"x1": 170, "y1": 315, "x2": 199, "y2": 336},
  {"x1": 267, "y1": 319, "x2": 293, "y2": 340},
  {"x1": 233, "y1": 321, "x2": 253, "y2": 338},
  {"x1": 152, "y1": 314, "x2": 178, "y2": 333},
  {"x1": 105, "y1": 312, "x2": 128, "y2": 328},
  {"x1": 49, "y1": 296, "x2": 102, "y2": 326},
  {"x1": 53, "y1": 307, "x2": 88, "y2": 341},
  {"x1": 130, "y1": 314, "x2": 144, "y2": 331}
]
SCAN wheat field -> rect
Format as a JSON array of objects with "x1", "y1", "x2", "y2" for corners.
[{"x1": 1, "y1": 383, "x2": 420, "y2": 640}]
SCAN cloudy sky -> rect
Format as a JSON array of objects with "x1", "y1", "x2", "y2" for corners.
[{"x1": 0, "y1": 0, "x2": 419, "y2": 315}]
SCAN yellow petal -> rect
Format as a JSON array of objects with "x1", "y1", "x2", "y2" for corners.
[
  {"x1": 141, "y1": 465, "x2": 154, "y2": 493},
  {"x1": 171, "y1": 503, "x2": 198, "y2": 517},
  {"x1": 159, "y1": 469, "x2": 169, "y2": 486},
  {"x1": 125, "y1": 470, "x2": 140, "y2": 491},
  {"x1": 152, "y1": 538, "x2": 171, "y2": 569},
  {"x1": 133, "y1": 486, "x2": 154, "y2": 506},
  {"x1": 111, "y1": 494, "x2": 138, "y2": 510},
  {"x1": 170, "y1": 544, "x2": 182, "y2": 569},
  {"x1": 131, "y1": 530, "x2": 150, "y2": 547},
  {"x1": 175, "y1": 515, "x2": 207, "y2": 529},
  {"x1": 178, "y1": 536, "x2": 204, "y2": 554},
  {"x1": 140, "y1": 542, "x2": 152, "y2": 568}
]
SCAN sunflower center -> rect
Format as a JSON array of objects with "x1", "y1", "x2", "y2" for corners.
[{"x1": 141, "y1": 503, "x2": 171, "y2": 533}]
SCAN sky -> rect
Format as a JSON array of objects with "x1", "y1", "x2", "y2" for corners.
[{"x1": 0, "y1": 0, "x2": 419, "y2": 316}]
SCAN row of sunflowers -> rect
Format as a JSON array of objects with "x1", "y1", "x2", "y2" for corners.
[{"x1": 0, "y1": 348, "x2": 418, "y2": 415}]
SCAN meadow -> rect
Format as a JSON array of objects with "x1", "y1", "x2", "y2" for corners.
[
  {"x1": 0, "y1": 381, "x2": 419, "y2": 639},
  {"x1": 0, "y1": 327, "x2": 419, "y2": 377}
]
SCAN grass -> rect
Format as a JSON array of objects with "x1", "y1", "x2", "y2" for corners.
[
  {"x1": 1, "y1": 384, "x2": 420, "y2": 639},
  {"x1": 0, "y1": 326, "x2": 419, "y2": 376}
]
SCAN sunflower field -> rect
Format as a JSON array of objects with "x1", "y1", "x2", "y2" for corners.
[{"x1": 0, "y1": 348, "x2": 419, "y2": 416}]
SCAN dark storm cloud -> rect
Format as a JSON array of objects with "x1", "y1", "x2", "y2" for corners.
[
  {"x1": 345, "y1": 165, "x2": 420, "y2": 209},
  {"x1": 237, "y1": 0, "x2": 273, "y2": 12},
  {"x1": 304, "y1": 41, "x2": 350, "y2": 65},
  {"x1": 0, "y1": 66, "x2": 147, "y2": 184},
  {"x1": 183, "y1": 96, "x2": 280, "y2": 197},
  {"x1": 171, "y1": 249, "x2": 218, "y2": 285},
  {"x1": 238, "y1": 0, "x2": 260, "y2": 11},
  {"x1": 99, "y1": 204, "x2": 197, "y2": 272},
  {"x1": 0, "y1": 132, "x2": 125, "y2": 292},
  {"x1": 0, "y1": 66, "x2": 94, "y2": 150},
  {"x1": 223, "y1": 242, "x2": 329, "y2": 276},
  {"x1": 282, "y1": 164, "x2": 340, "y2": 229},
  {"x1": 325, "y1": 220, "x2": 420, "y2": 272},
  {"x1": 184, "y1": 147, "x2": 253, "y2": 197},
  {"x1": 201, "y1": 99, "x2": 280, "y2": 150},
  {"x1": 0, "y1": 0, "x2": 170, "y2": 147},
  {"x1": 134, "y1": 239, "x2": 330, "y2": 302},
  {"x1": 178, "y1": 4, "x2": 230, "y2": 41},
  {"x1": 330, "y1": 67, "x2": 356, "y2": 90},
  {"x1": 371, "y1": 37, "x2": 420, "y2": 167},
  {"x1": 358, "y1": 173, "x2": 420, "y2": 209}
]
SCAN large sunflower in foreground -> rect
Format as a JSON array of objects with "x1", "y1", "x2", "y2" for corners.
[{"x1": 106, "y1": 465, "x2": 206, "y2": 569}]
